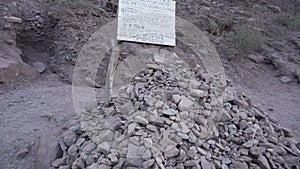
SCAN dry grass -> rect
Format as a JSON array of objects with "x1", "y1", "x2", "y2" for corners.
[
  {"x1": 276, "y1": 14, "x2": 300, "y2": 30},
  {"x1": 233, "y1": 27, "x2": 266, "y2": 54}
]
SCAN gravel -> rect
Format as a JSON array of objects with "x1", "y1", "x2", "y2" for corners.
[{"x1": 50, "y1": 55, "x2": 300, "y2": 169}]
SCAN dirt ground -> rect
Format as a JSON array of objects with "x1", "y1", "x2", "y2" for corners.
[
  {"x1": 0, "y1": 74, "x2": 76, "y2": 169},
  {"x1": 1, "y1": 0, "x2": 300, "y2": 168}
]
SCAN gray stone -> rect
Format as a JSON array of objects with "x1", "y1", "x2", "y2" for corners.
[
  {"x1": 16, "y1": 148, "x2": 29, "y2": 159},
  {"x1": 203, "y1": 103, "x2": 211, "y2": 110},
  {"x1": 100, "y1": 158, "x2": 112, "y2": 166},
  {"x1": 197, "y1": 148, "x2": 207, "y2": 156},
  {"x1": 4, "y1": 39, "x2": 14, "y2": 45},
  {"x1": 108, "y1": 153, "x2": 119, "y2": 163},
  {"x1": 177, "y1": 133, "x2": 189, "y2": 139},
  {"x1": 149, "y1": 115, "x2": 164, "y2": 126},
  {"x1": 199, "y1": 126, "x2": 209, "y2": 139},
  {"x1": 126, "y1": 158, "x2": 144, "y2": 167},
  {"x1": 4, "y1": 16, "x2": 22, "y2": 23},
  {"x1": 33, "y1": 62, "x2": 46, "y2": 73},
  {"x1": 113, "y1": 158, "x2": 126, "y2": 169},
  {"x1": 86, "y1": 163, "x2": 99, "y2": 169},
  {"x1": 190, "y1": 89, "x2": 207, "y2": 98},
  {"x1": 179, "y1": 111, "x2": 189, "y2": 120},
  {"x1": 250, "y1": 146, "x2": 265, "y2": 157},
  {"x1": 268, "y1": 5, "x2": 281, "y2": 13},
  {"x1": 58, "y1": 140, "x2": 68, "y2": 152},
  {"x1": 162, "y1": 109, "x2": 177, "y2": 116},
  {"x1": 144, "y1": 138, "x2": 153, "y2": 148},
  {"x1": 257, "y1": 155, "x2": 271, "y2": 169},
  {"x1": 72, "y1": 158, "x2": 85, "y2": 169},
  {"x1": 188, "y1": 132, "x2": 197, "y2": 143},
  {"x1": 176, "y1": 163, "x2": 184, "y2": 169},
  {"x1": 199, "y1": 6, "x2": 211, "y2": 15},
  {"x1": 282, "y1": 155, "x2": 300, "y2": 167},
  {"x1": 35, "y1": 130, "x2": 61, "y2": 169},
  {"x1": 179, "y1": 122, "x2": 190, "y2": 134},
  {"x1": 184, "y1": 160, "x2": 197, "y2": 167},
  {"x1": 155, "y1": 156, "x2": 165, "y2": 169},
  {"x1": 222, "y1": 158, "x2": 231, "y2": 165},
  {"x1": 195, "y1": 115, "x2": 207, "y2": 126},
  {"x1": 177, "y1": 149, "x2": 187, "y2": 163},
  {"x1": 143, "y1": 159, "x2": 155, "y2": 168},
  {"x1": 62, "y1": 130, "x2": 77, "y2": 146},
  {"x1": 280, "y1": 76, "x2": 292, "y2": 84},
  {"x1": 58, "y1": 165, "x2": 71, "y2": 169},
  {"x1": 83, "y1": 142, "x2": 97, "y2": 154},
  {"x1": 52, "y1": 158, "x2": 65, "y2": 168},
  {"x1": 227, "y1": 124, "x2": 237, "y2": 134},
  {"x1": 230, "y1": 160, "x2": 248, "y2": 169},
  {"x1": 128, "y1": 123, "x2": 138, "y2": 136},
  {"x1": 134, "y1": 116, "x2": 149, "y2": 125},
  {"x1": 178, "y1": 96, "x2": 194, "y2": 111},
  {"x1": 76, "y1": 138, "x2": 86, "y2": 147},
  {"x1": 142, "y1": 149, "x2": 152, "y2": 160},
  {"x1": 86, "y1": 155, "x2": 96, "y2": 166},
  {"x1": 193, "y1": 164, "x2": 201, "y2": 169},
  {"x1": 239, "y1": 148, "x2": 249, "y2": 156},
  {"x1": 242, "y1": 139, "x2": 258, "y2": 148},
  {"x1": 146, "y1": 124, "x2": 158, "y2": 132},
  {"x1": 178, "y1": 81, "x2": 189, "y2": 89},
  {"x1": 98, "y1": 164, "x2": 111, "y2": 169},
  {"x1": 221, "y1": 111, "x2": 232, "y2": 122},
  {"x1": 172, "y1": 95, "x2": 182, "y2": 104},
  {"x1": 95, "y1": 130, "x2": 114, "y2": 144},
  {"x1": 97, "y1": 142, "x2": 111, "y2": 154},
  {"x1": 187, "y1": 147, "x2": 197, "y2": 158},
  {"x1": 246, "y1": 54, "x2": 265, "y2": 63},
  {"x1": 201, "y1": 156, "x2": 212, "y2": 169},
  {"x1": 164, "y1": 147, "x2": 179, "y2": 159},
  {"x1": 127, "y1": 143, "x2": 142, "y2": 159},
  {"x1": 67, "y1": 144, "x2": 78, "y2": 157}
]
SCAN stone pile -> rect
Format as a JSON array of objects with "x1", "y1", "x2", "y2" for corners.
[{"x1": 52, "y1": 56, "x2": 300, "y2": 169}]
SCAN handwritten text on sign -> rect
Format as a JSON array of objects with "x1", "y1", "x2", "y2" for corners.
[{"x1": 117, "y1": 0, "x2": 176, "y2": 46}]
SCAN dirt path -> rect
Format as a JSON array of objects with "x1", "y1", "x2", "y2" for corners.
[
  {"x1": 227, "y1": 59, "x2": 300, "y2": 142},
  {"x1": 0, "y1": 74, "x2": 76, "y2": 169}
]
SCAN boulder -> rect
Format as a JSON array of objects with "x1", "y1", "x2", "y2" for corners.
[
  {"x1": 0, "y1": 24, "x2": 39, "y2": 86},
  {"x1": 35, "y1": 130, "x2": 62, "y2": 169}
]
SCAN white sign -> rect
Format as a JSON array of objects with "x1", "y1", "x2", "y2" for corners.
[{"x1": 117, "y1": 0, "x2": 176, "y2": 46}]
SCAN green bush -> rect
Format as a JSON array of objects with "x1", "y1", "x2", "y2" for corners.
[
  {"x1": 233, "y1": 28, "x2": 266, "y2": 54},
  {"x1": 276, "y1": 14, "x2": 300, "y2": 30}
]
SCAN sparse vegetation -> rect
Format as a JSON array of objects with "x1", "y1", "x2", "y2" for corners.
[
  {"x1": 276, "y1": 14, "x2": 300, "y2": 30},
  {"x1": 233, "y1": 27, "x2": 266, "y2": 54}
]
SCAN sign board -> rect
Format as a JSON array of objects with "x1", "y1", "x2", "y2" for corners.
[{"x1": 117, "y1": 0, "x2": 176, "y2": 46}]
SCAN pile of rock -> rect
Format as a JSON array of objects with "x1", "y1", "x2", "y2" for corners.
[{"x1": 52, "y1": 56, "x2": 300, "y2": 169}]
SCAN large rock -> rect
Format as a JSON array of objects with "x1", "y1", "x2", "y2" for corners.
[
  {"x1": 0, "y1": 20, "x2": 39, "y2": 86},
  {"x1": 35, "y1": 130, "x2": 62, "y2": 169},
  {"x1": 178, "y1": 96, "x2": 194, "y2": 111}
]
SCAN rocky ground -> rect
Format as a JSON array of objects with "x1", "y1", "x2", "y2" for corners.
[
  {"x1": 0, "y1": 0, "x2": 300, "y2": 169},
  {"x1": 55, "y1": 51, "x2": 299, "y2": 169}
]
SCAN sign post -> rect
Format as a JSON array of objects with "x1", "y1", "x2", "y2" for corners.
[{"x1": 105, "y1": 0, "x2": 176, "y2": 103}]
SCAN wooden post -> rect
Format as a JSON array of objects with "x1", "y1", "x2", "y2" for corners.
[{"x1": 105, "y1": 41, "x2": 122, "y2": 103}]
